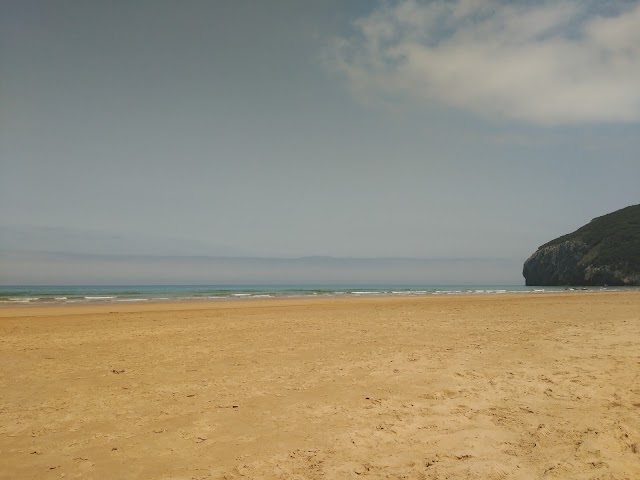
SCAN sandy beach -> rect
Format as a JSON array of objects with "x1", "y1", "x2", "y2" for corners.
[{"x1": 1, "y1": 292, "x2": 639, "y2": 479}]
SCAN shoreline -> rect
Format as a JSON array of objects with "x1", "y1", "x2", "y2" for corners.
[
  {"x1": 0, "y1": 289, "x2": 635, "y2": 318},
  {"x1": 0, "y1": 287, "x2": 634, "y2": 315}
]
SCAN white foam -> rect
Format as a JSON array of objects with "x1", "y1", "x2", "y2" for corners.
[
  {"x1": 117, "y1": 298, "x2": 148, "y2": 302},
  {"x1": 84, "y1": 296, "x2": 115, "y2": 300},
  {"x1": 54, "y1": 296, "x2": 68, "y2": 300},
  {"x1": 9, "y1": 297, "x2": 38, "y2": 302},
  {"x1": 232, "y1": 293, "x2": 252, "y2": 297}
]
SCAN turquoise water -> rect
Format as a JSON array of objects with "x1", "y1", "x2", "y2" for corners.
[{"x1": 0, "y1": 284, "x2": 633, "y2": 305}]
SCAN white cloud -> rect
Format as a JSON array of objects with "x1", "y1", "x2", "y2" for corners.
[{"x1": 331, "y1": 0, "x2": 640, "y2": 125}]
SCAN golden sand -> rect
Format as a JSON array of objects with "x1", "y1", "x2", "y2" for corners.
[{"x1": 1, "y1": 292, "x2": 639, "y2": 479}]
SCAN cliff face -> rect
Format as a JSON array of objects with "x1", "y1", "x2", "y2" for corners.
[{"x1": 523, "y1": 204, "x2": 640, "y2": 286}]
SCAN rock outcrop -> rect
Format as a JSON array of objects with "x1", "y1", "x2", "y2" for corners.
[{"x1": 523, "y1": 204, "x2": 640, "y2": 286}]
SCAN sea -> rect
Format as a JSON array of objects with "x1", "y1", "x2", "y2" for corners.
[{"x1": 0, "y1": 284, "x2": 634, "y2": 306}]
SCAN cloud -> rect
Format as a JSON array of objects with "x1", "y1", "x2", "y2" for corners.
[{"x1": 331, "y1": 0, "x2": 640, "y2": 125}]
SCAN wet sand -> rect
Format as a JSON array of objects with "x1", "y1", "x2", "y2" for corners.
[{"x1": 1, "y1": 292, "x2": 639, "y2": 479}]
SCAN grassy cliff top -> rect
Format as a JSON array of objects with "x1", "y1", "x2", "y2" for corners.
[{"x1": 540, "y1": 204, "x2": 640, "y2": 271}]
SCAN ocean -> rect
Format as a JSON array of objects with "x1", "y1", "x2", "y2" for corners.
[{"x1": 0, "y1": 284, "x2": 632, "y2": 305}]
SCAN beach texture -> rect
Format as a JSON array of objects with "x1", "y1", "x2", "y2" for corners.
[{"x1": 1, "y1": 293, "x2": 639, "y2": 479}]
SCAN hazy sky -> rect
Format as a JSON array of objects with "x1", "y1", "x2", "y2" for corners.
[{"x1": 1, "y1": 0, "x2": 639, "y2": 284}]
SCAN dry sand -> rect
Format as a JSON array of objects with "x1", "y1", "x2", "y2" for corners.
[{"x1": 1, "y1": 292, "x2": 639, "y2": 479}]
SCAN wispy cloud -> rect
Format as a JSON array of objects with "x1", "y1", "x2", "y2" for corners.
[{"x1": 330, "y1": 0, "x2": 640, "y2": 125}]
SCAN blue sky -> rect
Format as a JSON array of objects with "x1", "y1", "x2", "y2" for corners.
[{"x1": 1, "y1": 0, "x2": 639, "y2": 284}]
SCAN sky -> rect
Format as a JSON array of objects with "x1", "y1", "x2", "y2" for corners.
[{"x1": 1, "y1": 0, "x2": 639, "y2": 285}]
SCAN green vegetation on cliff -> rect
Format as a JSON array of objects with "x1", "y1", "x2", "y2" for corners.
[{"x1": 541, "y1": 204, "x2": 640, "y2": 274}]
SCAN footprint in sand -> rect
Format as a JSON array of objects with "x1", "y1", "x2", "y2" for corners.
[
  {"x1": 421, "y1": 389, "x2": 462, "y2": 400},
  {"x1": 489, "y1": 466, "x2": 510, "y2": 479},
  {"x1": 536, "y1": 424, "x2": 552, "y2": 437}
]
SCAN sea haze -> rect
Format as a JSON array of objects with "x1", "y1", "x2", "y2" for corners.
[
  {"x1": 0, "y1": 225, "x2": 525, "y2": 284},
  {"x1": 1, "y1": 251, "x2": 525, "y2": 286}
]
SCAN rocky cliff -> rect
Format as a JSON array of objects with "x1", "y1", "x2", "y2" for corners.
[{"x1": 523, "y1": 204, "x2": 640, "y2": 286}]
